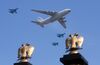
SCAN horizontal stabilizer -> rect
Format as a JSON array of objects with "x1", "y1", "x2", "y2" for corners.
[{"x1": 31, "y1": 21, "x2": 44, "y2": 27}]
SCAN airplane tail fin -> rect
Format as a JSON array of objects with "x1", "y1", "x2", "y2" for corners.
[
  {"x1": 32, "y1": 21, "x2": 44, "y2": 27},
  {"x1": 32, "y1": 17, "x2": 44, "y2": 27}
]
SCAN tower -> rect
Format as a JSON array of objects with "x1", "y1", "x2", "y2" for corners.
[
  {"x1": 60, "y1": 33, "x2": 88, "y2": 65},
  {"x1": 14, "y1": 43, "x2": 35, "y2": 65}
]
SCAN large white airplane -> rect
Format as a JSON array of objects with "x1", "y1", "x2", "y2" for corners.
[{"x1": 31, "y1": 9, "x2": 71, "y2": 28}]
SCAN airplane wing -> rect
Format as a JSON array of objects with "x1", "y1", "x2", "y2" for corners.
[
  {"x1": 32, "y1": 9, "x2": 57, "y2": 16},
  {"x1": 58, "y1": 17, "x2": 67, "y2": 28}
]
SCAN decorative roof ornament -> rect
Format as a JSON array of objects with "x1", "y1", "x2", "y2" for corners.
[
  {"x1": 65, "y1": 33, "x2": 84, "y2": 54},
  {"x1": 17, "y1": 43, "x2": 35, "y2": 62}
]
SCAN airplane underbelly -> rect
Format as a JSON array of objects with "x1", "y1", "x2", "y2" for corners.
[
  {"x1": 42, "y1": 14, "x2": 63, "y2": 24},
  {"x1": 54, "y1": 14, "x2": 64, "y2": 19},
  {"x1": 43, "y1": 17, "x2": 56, "y2": 24}
]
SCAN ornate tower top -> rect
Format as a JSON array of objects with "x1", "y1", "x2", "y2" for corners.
[
  {"x1": 65, "y1": 33, "x2": 84, "y2": 54},
  {"x1": 17, "y1": 43, "x2": 35, "y2": 62},
  {"x1": 60, "y1": 33, "x2": 88, "y2": 65}
]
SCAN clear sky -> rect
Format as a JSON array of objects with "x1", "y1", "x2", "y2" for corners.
[{"x1": 0, "y1": 0, "x2": 100, "y2": 65}]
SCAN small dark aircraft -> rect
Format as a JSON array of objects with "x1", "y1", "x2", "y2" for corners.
[
  {"x1": 9, "y1": 8, "x2": 18, "y2": 14},
  {"x1": 57, "y1": 33, "x2": 66, "y2": 38},
  {"x1": 52, "y1": 42, "x2": 59, "y2": 46}
]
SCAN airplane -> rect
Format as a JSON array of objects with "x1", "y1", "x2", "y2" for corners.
[
  {"x1": 9, "y1": 8, "x2": 18, "y2": 14},
  {"x1": 31, "y1": 9, "x2": 71, "y2": 28},
  {"x1": 52, "y1": 42, "x2": 59, "y2": 46},
  {"x1": 57, "y1": 33, "x2": 66, "y2": 38}
]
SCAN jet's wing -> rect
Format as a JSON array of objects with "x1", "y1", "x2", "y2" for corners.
[
  {"x1": 58, "y1": 17, "x2": 67, "y2": 28},
  {"x1": 32, "y1": 9, "x2": 57, "y2": 16}
]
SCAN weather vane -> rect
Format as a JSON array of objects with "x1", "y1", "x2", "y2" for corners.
[
  {"x1": 65, "y1": 33, "x2": 84, "y2": 54},
  {"x1": 17, "y1": 43, "x2": 35, "y2": 62}
]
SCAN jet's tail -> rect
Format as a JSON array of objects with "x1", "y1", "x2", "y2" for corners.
[
  {"x1": 32, "y1": 21, "x2": 44, "y2": 27},
  {"x1": 32, "y1": 17, "x2": 44, "y2": 27}
]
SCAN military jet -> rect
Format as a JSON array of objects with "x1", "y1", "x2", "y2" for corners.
[
  {"x1": 52, "y1": 42, "x2": 59, "y2": 46},
  {"x1": 57, "y1": 33, "x2": 66, "y2": 38},
  {"x1": 9, "y1": 8, "x2": 18, "y2": 14},
  {"x1": 31, "y1": 9, "x2": 71, "y2": 28}
]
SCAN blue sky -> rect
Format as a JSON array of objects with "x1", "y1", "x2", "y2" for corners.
[{"x1": 0, "y1": 0, "x2": 100, "y2": 65}]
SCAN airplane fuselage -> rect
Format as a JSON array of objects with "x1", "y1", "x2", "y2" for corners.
[
  {"x1": 9, "y1": 8, "x2": 18, "y2": 14},
  {"x1": 10, "y1": 10, "x2": 16, "y2": 13},
  {"x1": 41, "y1": 9, "x2": 70, "y2": 24},
  {"x1": 32, "y1": 9, "x2": 71, "y2": 28}
]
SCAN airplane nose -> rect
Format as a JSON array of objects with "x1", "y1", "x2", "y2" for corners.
[
  {"x1": 68, "y1": 9, "x2": 71, "y2": 12},
  {"x1": 65, "y1": 9, "x2": 71, "y2": 12}
]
